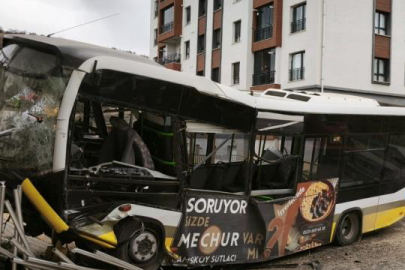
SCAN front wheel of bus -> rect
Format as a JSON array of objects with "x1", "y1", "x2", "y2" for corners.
[
  {"x1": 336, "y1": 212, "x2": 361, "y2": 246},
  {"x1": 116, "y1": 219, "x2": 163, "y2": 270}
]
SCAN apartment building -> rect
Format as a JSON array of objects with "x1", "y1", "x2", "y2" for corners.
[{"x1": 150, "y1": 0, "x2": 405, "y2": 105}]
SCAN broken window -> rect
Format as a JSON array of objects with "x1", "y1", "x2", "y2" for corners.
[
  {"x1": 252, "y1": 134, "x2": 300, "y2": 198},
  {"x1": 0, "y1": 44, "x2": 71, "y2": 175},
  {"x1": 186, "y1": 126, "x2": 250, "y2": 193}
]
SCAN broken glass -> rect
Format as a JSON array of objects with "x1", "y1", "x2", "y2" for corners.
[{"x1": 0, "y1": 44, "x2": 72, "y2": 175}]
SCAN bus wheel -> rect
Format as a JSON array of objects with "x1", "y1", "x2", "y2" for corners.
[
  {"x1": 336, "y1": 212, "x2": 361, "y2": 246},
  {"x1": 116, "y1": 219, "x2": 163, "y2": 270}
]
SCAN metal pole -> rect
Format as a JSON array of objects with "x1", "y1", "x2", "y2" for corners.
[
  {"x1": 13, "y1": 257, "x2": 61, "y2": 270},
  {"x1": 52, "y1": 248, "x2": 75, "y2": 265},
  {"x1": 10, "y1": 238, "x2": 31, "y2": 257},
  {"x1": 95, "y1": 250, "x2": 143, "y2": 270},
  {"x1": 26, "y1": 257, "x2": 101, "y2": 270},
  {"x1": 4, "y1": 200, "x2": 35, "y2": 256},
  {"x1": 0, "y1": 182, "x2": 5, "y2": 245},
  {"x1": 16, "y1": 185, "x2": 30, "y2": 270},
  {"x1": 59, "y1": 262, "x2": 101, "y2": 270},
  {"x1": 320, "y1": 0, "x2": 327, "y2": 93},
  {"x1": 72, "y1": 248, "x2": 141, "y2": 270},
  {"x1": 12, "y1": 189, "x2": 20, "y2": 270},
  {"x1": 0, "y1": 246, "x2": 17, "y2": 259}
]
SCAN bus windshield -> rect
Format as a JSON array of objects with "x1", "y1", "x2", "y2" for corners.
[{"x1": 0, "y1": 44, "x2": 71, "y2": 175}]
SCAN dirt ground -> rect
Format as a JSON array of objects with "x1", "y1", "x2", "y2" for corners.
[
  {"x1": 259, "y1": 219, "x2": 405, "y2": 270},
  {"x1": 1, "y1": 216, "x2": 405, "y2": 270}
]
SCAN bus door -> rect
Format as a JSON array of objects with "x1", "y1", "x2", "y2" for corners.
[
  {"x1": 375, "y1": 134, "x2": 405, "y2": 230},
  {"x1": 173, "y1": 130, "x2": 264, "y2": 266},
  {"x1": 339, "y1": 134, "x2": 386, "y2": 233},
  {"x1": 250, "y1": 135, "x2": 341, "y2": 259},
  {"x1": 250, "y1": 135, "x2": 304, "y2": 260}
]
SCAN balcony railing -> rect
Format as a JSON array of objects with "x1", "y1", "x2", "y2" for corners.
[
  {"x1": 254, "y1": 26, "x2": 273, "y2": 42},
  {"x1": 253, "y1": 71, "x2": 276, "y2": 86},
  {"x1": 159, "y1": 53, "x2": 181, "y2": 65},
  {"x1": 291, "y1": 18, "x2": 306, "y2": 33},
  {"x1": 160, "y1": 21, "x2": 174, "y2": 34},
  {"x1": 289, "y1": 68, "x2": 305, "y2": 81}
]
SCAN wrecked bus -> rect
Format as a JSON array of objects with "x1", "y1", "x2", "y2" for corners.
[{"x1": 1, "y1": 35, "x2": 405, "y2": 269}]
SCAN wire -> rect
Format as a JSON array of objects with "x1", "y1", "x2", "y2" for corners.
[{"x1": 47, "y1": 13, "x2": 119, "y2": 37}]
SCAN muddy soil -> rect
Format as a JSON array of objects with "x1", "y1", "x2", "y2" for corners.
[
  {"x1": 259, "y1": 219, "x2": 405, "y2": 270},
  {"x1": 1, "y1": 217, "x2": 404, "y2": 270}
]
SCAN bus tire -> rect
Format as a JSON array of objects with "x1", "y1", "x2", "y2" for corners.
[
  {"x1": 115, "y1": 219, "x2": 163, "y2": 270},
  {"x1": 336, "y1": 212, "x2": 361, "y2": 246}
]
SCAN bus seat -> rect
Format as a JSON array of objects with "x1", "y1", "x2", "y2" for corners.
[
  {"x1": 99, "y1": 117, "x2": 155, "y2": 169},
  {"x1": 255, "y1": 156, "x2": 297, "y2": 190}
]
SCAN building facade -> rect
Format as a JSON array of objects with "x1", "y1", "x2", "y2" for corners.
[{"x1": 150, "y1": 0, "x2": 405, "y2": 104}]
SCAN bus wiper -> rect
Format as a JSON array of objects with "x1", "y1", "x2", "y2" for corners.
[{"x1": 193, "y1": 133, "x2": 234, "y2": 171}]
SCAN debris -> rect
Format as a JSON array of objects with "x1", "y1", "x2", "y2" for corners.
[
  {"x1": 0, "y1": 183, "x2": 139, "y2": 270},
  {"x1": 303, "y1": 260, "x2": 322, "y2": 270}
]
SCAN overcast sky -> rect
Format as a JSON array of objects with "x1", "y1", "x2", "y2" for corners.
[{"x1": 0, "y1": 0, "x2": 151, "y2": 55}]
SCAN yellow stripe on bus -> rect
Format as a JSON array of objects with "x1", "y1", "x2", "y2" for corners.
[
  {"x1": 375, "y1": 206, "x2": 405, "y2": 230},
  {"x1": 331, "y1": 205, "x2": 405, "y2": 241},
  {"x1": 362, "y1": 212, "x2": 378, "y2": 233},
  {"x1": 97, "y1": 231, "x2": 118, "y2": 246},
  {"x1": 78, "y1": 233, "x2": 116, "y2": 249}
]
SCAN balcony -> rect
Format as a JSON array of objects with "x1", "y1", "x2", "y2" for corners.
[
  {"x1": 254, "y1": 26, "x2": 273, "y2": 42},
  {"x1": 291, "y1": 18, "x2": 306, "y2": 33},
  {"x1": 160, "y1": 21, "x2": 174, "y2": 34},
  {"x1": 253, "y1": 71, "x2": 276, "y2": 86},
  {"x1": 159, "y1": 53, "x2": 181, "y2": 65},
  {"x1": 289, "y1": 68, "x2": 305, "y2": 81}
]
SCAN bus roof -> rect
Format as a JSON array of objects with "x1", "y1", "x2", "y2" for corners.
[
  {"x1": 3, "y1": 35, "x2": 257, "y2": 131},
  {"x1": 256, "y1": 89, "x2": 405, "y2": 117},
  {"x1": 3, "y1": 35, "x2": 255, "y2": 106},
  {"x1": 3, "y1": 34, "x2": 159, "y2": 69},
  {"x1": 6, "y1": 35, "x2": 405, "y2": 119}
]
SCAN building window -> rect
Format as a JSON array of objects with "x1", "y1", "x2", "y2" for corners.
[
  {"x1": 197, "y1": 70, "x2": 205, "y2": 76},
  {"x1": 212, "y1": 29, "x2": 221, "y2": 49},
  {"x1": 197, "y1": 34, "x2": 205, "y2": 54},
  {"x1": 290, "y1": 51, "x2": 305, "y2": 81},
  {"x1": 161, "y1": 6, "x2": 174, "y2": 33},
  {"x1": 375, "y1": 11, "x2": 389, "y2": 35},
  {"x1": 154, "y1": 29, "x2": 157, "y2": 46},
  {"x1": 234, "y1": 20, "x2": 241, "y2": 43},
  {"x1": 253, "y1": 48, "x2": 276, "y2": 86},
  {"x1": 233, "y1": 62, "x2": 240, "y2": 84},
  {"x1": 374, "y1": 58, "x2": 390, "y2": 83},
  {"x1": 291, "y1": 3, "x2": 306, "y2": 33},
  {"x1": 185, "y1": 41, "x2": 190, "y2": 59},
  {"x1": 185, "y1": 6, "x2": 191, "y2": 25},
  {"x1": 199, "y1": 0, "x2": 207, "y2": 17},
  {"x1": 214, "y1": 0, "x2": 222, "y2": 11},
  {"x1": 154, "y1": 1, "x2": 158, "y2": 18},
  {"x1": 254, "y1": 4, "x2": 274, "y2": 42},
  {"x1": 212, "y1": 68, "x2": 220, "y2": 83}
]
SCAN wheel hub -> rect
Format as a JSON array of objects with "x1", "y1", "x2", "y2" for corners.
[
  {"x1": 129, "y1": 231, "x2": 157, "y2": 262},
  {"x1": 342, "y1": 216, "x2": 354, "y2": 239}
]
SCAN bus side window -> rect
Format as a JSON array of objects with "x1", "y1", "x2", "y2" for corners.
[
  {"x1": 383, "y1": 134, "x2": 405, "y2": 182},
  {"x1": 302, "y1": 136, "x2": 342, "y2": 181},
  {"x1": 187, "y1": 132, "x2": 250, "y2": 193},
  {"x1": 341, "y1": 134, "x2": 387, "y2": 188}
]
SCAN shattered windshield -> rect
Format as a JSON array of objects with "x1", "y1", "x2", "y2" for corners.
[{"x1": 0, "y1": 44, "x2": 71, "y2": 175}]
